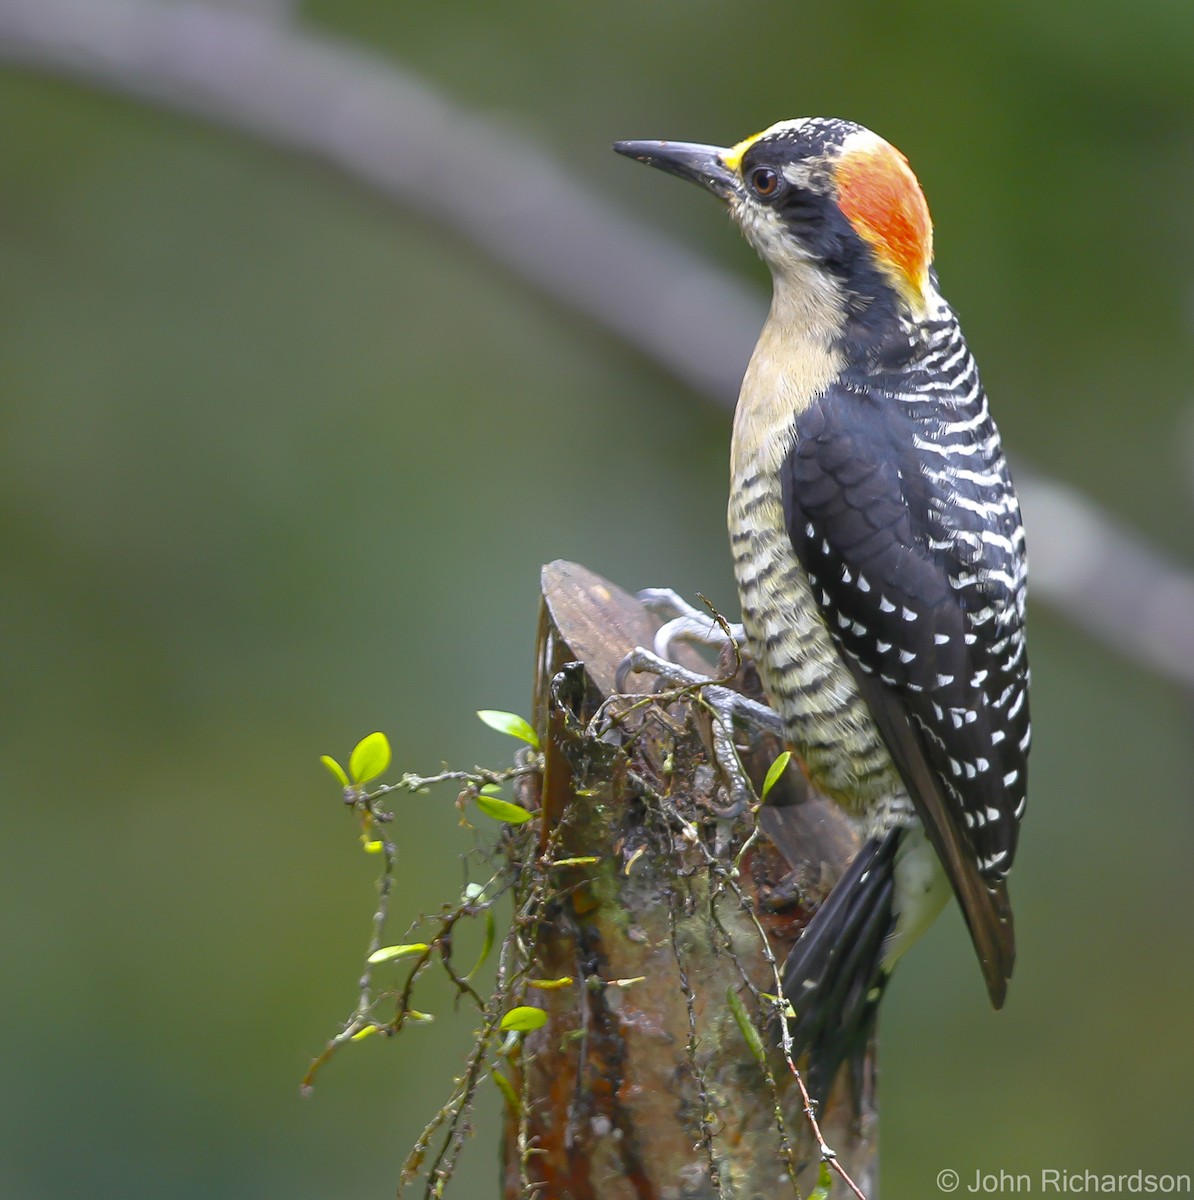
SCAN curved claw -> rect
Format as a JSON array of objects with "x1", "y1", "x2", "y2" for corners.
[
  {"x1": 702, "y1": 696, "x2": 757, "y2": 818},
  {"x1": 654, "y1": 613, "x2": 745, "y2": 661},
  {"x1": 637, "y1": 586, "x2": 746, "y2": 661},
  {"x1": 614, "y1": 649, "x2": 641, "y2": 694}
]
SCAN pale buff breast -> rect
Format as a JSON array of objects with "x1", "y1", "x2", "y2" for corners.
[{"x1": 727, "y1": 270, "x2": 909, "y2": 823}]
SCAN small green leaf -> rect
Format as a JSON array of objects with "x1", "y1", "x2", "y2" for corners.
[
  {"x1": 349, "y1": 732, "x2": 391, "y2": 785},
  {"x1": 404, "y1": 1009, "x2": 435, "y2": 1023},
  {"x1": 367, "y1": 942, "x2": 430, "y2": 964},
  {"x1": 500, "y1": 1005, "x2": 548, "y2": 1032},
  {"x1": 476, "y1": 710, "x2": 540, "y2": 750},
  {"x1": 550, "y1": 856, "x2": 600, "y2": 867},
  {"x1": 727, "y1": 985, "x2": 766, "y2": 1064},
  {"x1": 491, "y1": 1070, "x2": 521, "y2": 1114},
  {"x1": 808, "y1": 1162, "x2": 834, "y2": 1200},
  {"x1": 476, "y1": 794, "x2": 533, "y2": 824},
  {"x1": 361, "y1": 838, "x2": 384, "y2": 854},
  {"x1": 528, "y1": 976, "x2": 573, "y2": 990},
  {"x1": 760, "y1": 750, "x2": 792, "y2": 803},
  {"x1": 465, "y1": 909, "x2": 496, "y2": 981},
  {"x1": 350, "y1": 1024, "x2": 379, "y2": 1042},
  {"x1": 479, "y1": 783, "x2": 504, "y2": 795},
  {"x1": 320, "y1": 755, "x2": 350, "y2": 788}
]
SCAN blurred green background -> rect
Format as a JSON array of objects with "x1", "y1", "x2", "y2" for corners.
[{"x1": 2, "y1": 1, "x2": 1193, "y2": 1196}]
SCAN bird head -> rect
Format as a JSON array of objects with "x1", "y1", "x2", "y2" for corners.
[{"x1": 615, "y1": 118, "x2": 934, "y2": 315}]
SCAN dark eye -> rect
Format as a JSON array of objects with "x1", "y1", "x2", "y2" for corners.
[{"x1": 749, "y1": 166, "x2": 780, "y2": 197}]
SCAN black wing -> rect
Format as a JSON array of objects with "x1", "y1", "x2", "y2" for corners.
[{"x1": 782, "y1": 379, "x2": 1030, "y2": 1005}]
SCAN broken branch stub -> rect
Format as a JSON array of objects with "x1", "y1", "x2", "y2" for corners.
[{"x1": 499, "y1": 561, "x2": 877, "y2": 1199}]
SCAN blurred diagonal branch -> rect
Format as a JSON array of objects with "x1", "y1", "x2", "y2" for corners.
[{"x1": 2, "y1": 0, "x2": 1192, "y2": 690}]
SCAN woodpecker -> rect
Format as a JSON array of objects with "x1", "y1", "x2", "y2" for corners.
[{"x1": 614, "y1": 119, "x2": 1030, "y2": 1099}]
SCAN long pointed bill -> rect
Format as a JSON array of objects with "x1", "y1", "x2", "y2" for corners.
[{"x1": 613, "y1": 140, "x2": 739, "y2": 200}]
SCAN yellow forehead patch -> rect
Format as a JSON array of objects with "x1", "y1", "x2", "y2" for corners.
[
  {"x1": 720, "y1": 120, "x2": 811, "y2": 172},
  {"x1": 720, "y1": 128, "x2": 769, "y2": 174}
]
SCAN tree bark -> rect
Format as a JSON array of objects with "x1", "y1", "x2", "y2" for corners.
[{"x1": 501, "y1": 561, "x2": 878, "y2": 1199}]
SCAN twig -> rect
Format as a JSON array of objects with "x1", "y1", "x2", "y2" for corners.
[
  {"x1": 301, "y1": 758, "x2": 537, "y2": 1093},
  {"x1": 784, "y1": 1057, "x2": 868, "y2": 1200},
  {"x1": 299, "y1": 826, "x2": 399, "y2": 1094},
  {"x1": 664, "y1": 871, "x2": 729, "y2": 1199},
  {"x1": 372, "y1": 763, "x2": 541, "y2": 800}
]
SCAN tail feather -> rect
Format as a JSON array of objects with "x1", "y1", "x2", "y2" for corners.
[{"x1": 780, "y1": 830, "x2": 902, "y2": 1104}]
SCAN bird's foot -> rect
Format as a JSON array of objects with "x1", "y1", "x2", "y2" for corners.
[
  {"x1": 616, "y1": 644, "x2": 780, "y2": 818},
  {"x1": 636, "y1": 587, "x2": 747, "y2": 663}
]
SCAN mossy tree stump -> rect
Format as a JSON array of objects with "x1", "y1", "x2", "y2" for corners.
[{"x1": 500, "y1": 562, "x2": 878, "y2": 1199}]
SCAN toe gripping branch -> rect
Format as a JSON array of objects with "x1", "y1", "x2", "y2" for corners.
[
  {"x1": 617, "y1": 588, "x2": 777, "y2": 817},
  {"x1": 635, "y1": 587, "x2": 747, "y2": 662}
]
